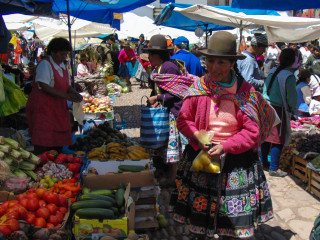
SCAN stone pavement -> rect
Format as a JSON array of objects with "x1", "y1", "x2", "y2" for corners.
[
  {"x1": 113, "y1": 79, "x2": 320, "y2": 240},
  {"x1": 259, "y1": 172, "x2": 320, "y2": 240},
  {"x1": 152, "y1": 172, "x2": 320, "y2": 240}
]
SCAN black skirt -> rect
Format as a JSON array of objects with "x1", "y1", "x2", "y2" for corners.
[{"x1": 169, "y1": 145, "x2": 273, "y2": 239}]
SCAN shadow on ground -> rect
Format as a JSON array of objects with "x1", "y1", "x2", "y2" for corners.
[{"x1": 256, "y1": 223, "x2": 297, "y2": 240}]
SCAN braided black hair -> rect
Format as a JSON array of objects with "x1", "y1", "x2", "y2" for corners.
[
  {"x1": 234, "y1": 61, "x2": 245, "y2": 85},
  {"x1": 266, "y1": 48, "x2": 295, "y2": 95}
]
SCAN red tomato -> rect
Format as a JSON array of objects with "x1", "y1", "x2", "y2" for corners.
[
  {"x1": 48, "y1": 215, "x2": 59, "y2": 225},
  {"x1": 0, "y1": 225, "x2": 12, "y2": 236},
  {"x1": 35, "y1": 217, "x2": 46, "y2": 228},
  {"x1": 55, "y1": 224, "x2": 61, "y2": 228},
  {"x1": 66, "y1": 154, "x2": 74, "y2": 163},
  {"x1": 36, "y1": 188, "x2": 47, "y2": 198},
  {"x1": 39, "y1": 200, "x2": 47, "y2": 208},
  {"x1": 42, "y1": 191, "x2": 51, "y2": 201},
  {"x1": 58, "y1": 207, "x2": 67, "y2": 215},
  {"x1": 27, "y1": 192, "x2": 39, "y2": 199},
  {"x1": 1, "y1": 202, "x2": 9, "y2": 210},
  {"x1": 26, "y1": 198, "x2": 39, "y2": 211},
  {"x1": 46, "y1": 203, "x2": 58, "y2": 215},
  {"x1": 45, "y1": 193, "x2": 59, "y2": 205},
  {"x1": 58, "y1": 195, "x2": 68, "y2": 208},
  {"x1": 0, "y1": 206, "x2": 6, "y2": 216},
  {"x1": 19, "y1": 198, "x2": 28, "y2": 209},
  {"x1": 8, "y1": 200, "x2": 18, "y2": 208},
  {"x1": 7, "y1": 211, "x2": 19, "y2": 220},
  {"x1": 16, "y1": 193, "x2": 27, "y2": 201},
  {"x1": 25, "y1": 212, "x2": 36, "y2": 224},
  {"x1": 36, "y1": 207, "x2": 50, "y2": 219},
  {"x1": 27, "y1": 189, "x2": 36, "y2": 194},
  {"x1": 46, "y1": 222, "x2": 55, "y2": 228},
  {"x1": 6, "y1": 219, "x2": 19, "y2": 231},
  {"x1": 55, "y1": 211, "x2": 63, "y2": 224},
  {"x1": 16, "y1": 206, "x2": 28, "y2": 219}
]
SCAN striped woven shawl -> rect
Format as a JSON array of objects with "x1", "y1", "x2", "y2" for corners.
[
  {"x1": 185, "y1": 74, "x2": 276, "y2": 145},
  {"x1": 150, "y1": 73, "x2": 198, "y2": 99}
]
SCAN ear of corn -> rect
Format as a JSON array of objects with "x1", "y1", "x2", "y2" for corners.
[
  {"x1": 27, "y1": 153, "x2": 41, "y2": 165},
  {"x1": 18, "y1": 148, "x2": 31, "y2": 160},
  {"x1": 10, "y1": 149, "x2": 22, "y2": 159},
  {"x1": 0, "y1": 144, "x2": 11, "y2": 154},
  {"x1": 5, "y1": 138, "x2": 19, "y2": 150}
]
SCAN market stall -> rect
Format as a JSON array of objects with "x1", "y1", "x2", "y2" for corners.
[{"x1": 279, "y1": 117, "x2": 320, "y2": 198}]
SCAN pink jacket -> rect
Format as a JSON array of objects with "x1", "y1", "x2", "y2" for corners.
[
  {"x1": 177, "y1": 79, "x2": 259, "y2": 154},
  {"x1": 118, "y1": 48, "x2": 136, "y2": 64}
]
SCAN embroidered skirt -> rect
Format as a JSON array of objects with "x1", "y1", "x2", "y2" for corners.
[
  {"x1": 166, "y1": 112, "x2": 188, "y2": 163},
  {"x1": 169, "y1": 145, "x2": 273, "y2": 239}
]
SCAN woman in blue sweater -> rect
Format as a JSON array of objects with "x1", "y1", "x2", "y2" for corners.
[{"x1": 261, "y1": 48, "x2": 298, "y2": 177}]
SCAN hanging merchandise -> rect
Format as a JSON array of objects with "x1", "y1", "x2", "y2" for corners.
[
  {"x1": 0, "y1": 66, "x2": 5, "y2": 103},
  {"x1": 0, "y1": 74, "x2": 27, "y2": 117}
]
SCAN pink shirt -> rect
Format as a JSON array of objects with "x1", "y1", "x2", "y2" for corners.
[
  {"x1": 208, "y1": 79, "x2": 241, "y2": 144},
  {"x1": 77, "y1": 63, "x2": 91, "y2": 77},
  {"x1": 177, "y1": 79, "x2": 259, "y2": 154}
]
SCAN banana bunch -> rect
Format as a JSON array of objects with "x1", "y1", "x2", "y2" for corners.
[
  {"x1": 127, "y1": 145, "x2": 150, "y2": 160},
  {"x1": 106, "y1": 142, "x2": 127, "y2": 160},
  {"x1": 88, "y1": 148, "x2": 108, "y2": 160}
]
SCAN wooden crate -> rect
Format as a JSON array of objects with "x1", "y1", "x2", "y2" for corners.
[
  {"x1": 292, "y1": 155, "x2": 308, "y2": 183},
  {"x1": 308, "y1": 168, "x2": 320, "y2": 199}
]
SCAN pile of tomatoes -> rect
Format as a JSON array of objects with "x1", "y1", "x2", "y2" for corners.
[{"x1": 0, "y1": 188, "x2": 68, "y2": 236}]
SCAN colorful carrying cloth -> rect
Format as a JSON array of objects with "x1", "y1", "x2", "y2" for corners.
[
  {"x1": 185, "y1": 74, "x2": 276, "y2": 145},
  {"x1": 150, "y1": 73, "x2": 198, "y2": 99}
]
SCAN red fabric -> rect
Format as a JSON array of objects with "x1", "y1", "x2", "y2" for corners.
[
  {"x1": 177, "y1": 80, "x2": 260, "y2": 154},
  {"x1": 26, "y1": 59, "x2": 72, "y2": 147},
  {"x1": 0, "y1": 53, "x2": 8, "y2": 64}
]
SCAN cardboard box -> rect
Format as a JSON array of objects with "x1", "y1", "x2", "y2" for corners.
[
  {"x1": 84, "y1": 159, "x2": 151, "y2": 175},
  {"x1": 73, "y1": 183, "x2": 135, "y2": 239},
  {"x1": 83, "y1": 170, "x2": 157, "y2": 190},
  {"x1": 0, "y1": 191, "x2": 15, "y2": 202}
]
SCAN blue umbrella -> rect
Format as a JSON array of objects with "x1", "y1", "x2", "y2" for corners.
[
  {"x1": 1, "y1": 0, "x2": 156, "y2": 81},
  {"x1": 232, "y1": 0, "x2": 320, "y2": 11}
]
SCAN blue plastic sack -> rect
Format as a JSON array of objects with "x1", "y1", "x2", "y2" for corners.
[{"x1": 140, "y1": 103, "x2": 169, "y2": 150}]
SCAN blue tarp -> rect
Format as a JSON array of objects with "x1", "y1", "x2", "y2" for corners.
[
  {"x1": 154, "y1": 3, "x2": 280, "y2": 32},
  {"x1": 0, "y1": 0, "x2": 156, "y2": 25},
  {"x1": 232, "y1": 0, "x2": 320, "y2": 11}
]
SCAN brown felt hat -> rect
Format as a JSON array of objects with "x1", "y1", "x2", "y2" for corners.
[
  {"x1": 144, "y1": 34, "x2": 173, "y2": 51},
  {"x1": 198, "y1": 31, "x2": 246, "y2": 59},
  {"x1": 123, "y1": 41, "x2": 130, "y2": 47}
]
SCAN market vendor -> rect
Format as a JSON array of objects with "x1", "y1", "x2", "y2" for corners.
[
  {"x1": 77, "y1": 53, "x2": 92, "y2": 77},
  {"x1": 26, "y1": 37, "x2": 83, "y2": 155}
]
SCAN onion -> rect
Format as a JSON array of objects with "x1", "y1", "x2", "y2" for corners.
[
  {"x1": 33, "y1": 228, "x2": 51, "y2": 240},
  {"x1": 18, "y1": 220, "x2": 31, "y2": 234}
]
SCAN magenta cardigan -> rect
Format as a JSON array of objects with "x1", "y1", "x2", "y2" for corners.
[{"x1": 177, "y1": 80, "x2": 260, "y2": 154}]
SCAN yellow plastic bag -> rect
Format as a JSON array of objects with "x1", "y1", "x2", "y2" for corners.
[{"x1": 192, "y1": 130, "x2": 220, "y2": 173}]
